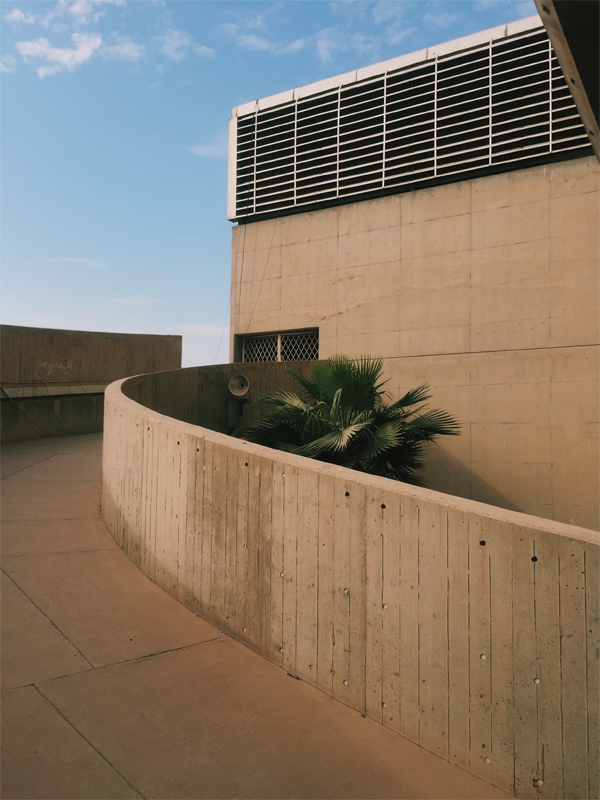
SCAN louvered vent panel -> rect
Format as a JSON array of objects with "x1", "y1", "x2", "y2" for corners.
[{"x1": 234, "y1": 26, "x2": 591, "y2": 220}]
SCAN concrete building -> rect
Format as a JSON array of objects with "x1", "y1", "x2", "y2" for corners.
[
  {"x1": 95, "y1": 13, "x2": 599, "y2": 797},
  {"x1": 226, "y1": 15, "x2": 599, "y2": 530}
]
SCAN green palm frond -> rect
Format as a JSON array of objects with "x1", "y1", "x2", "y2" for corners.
[
  {"x1": 235, "y1": 356, "x2": 460, "y2": 486},
  {"x1": 293, "y1": 421, "x2": 372, "y2": 458},
  {"x1": 388, "y1": 384, "x2": 431, "y2": 412}
]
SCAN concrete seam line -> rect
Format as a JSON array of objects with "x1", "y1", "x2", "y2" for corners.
[
  {"x1": 31, "y1": 684, "x2": 146, "y2": 800},
  {"x1": 8, "y1": 519, "x2": 104, "y2": 525},
  {"x1": 0, "y1": 567, "x2": 95, "y2": 670},
  {"x1": 0, "y1": 452, "x2": 60, "y2": 481},
  {"x1": 381, "y1": 341, "x2": 598, "y2": 362},
  {"x1": 3, "y1": 478, "x2": 103, "y2": 484},
  {"x1": 96, "y1": 635, "x2": 228, "y2": 670},
  {"x1": 3, "y1": 547, "x2": 118, "y2": 557},
  {"x1": 6, "y1": 638, "x2": 230, "y2": 690}
]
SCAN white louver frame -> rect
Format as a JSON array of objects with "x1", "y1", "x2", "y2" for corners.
[{"x1": 228, "y1": 17, "x2": 591, "y2": 222}]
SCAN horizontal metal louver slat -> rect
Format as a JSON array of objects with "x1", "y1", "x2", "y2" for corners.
[{"x1": 235, "y1": 26, "x2": 591, "y2": 219}]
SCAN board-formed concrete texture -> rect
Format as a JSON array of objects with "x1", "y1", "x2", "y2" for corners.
[
  {"x1": 0, "y1": 325, "x2": 182, "y2": 444},
  {"x1": 230, "y1": 156, "x2": 600, "y2": 530},
  {"x1": 2, "y1": 435, "x2": 513, "y2": 800},
  {"x1": 1, "y1": 324, "x2": 182, "y2": 387},
  {"x1": 102, "y1": 372, "x2": 600, "y2": 800}
]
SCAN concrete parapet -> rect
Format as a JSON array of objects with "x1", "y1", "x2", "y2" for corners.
[
  {"x1": 102, "y1": 369, "x2": 599, "y2": 800},
  {"x1": 1, "y1": 325, "x2": 182, "y2": 443}
]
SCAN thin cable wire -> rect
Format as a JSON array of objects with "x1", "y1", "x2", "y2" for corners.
[
  {"x1": 245, "y1": 219, "x2": 278, "y2": 334},
  {"x1": 1, "y1": 390, "x2": 102, "y2": 439},
  {"x1": 212, "y1": 296, "x2": 231, "y2": 366}
]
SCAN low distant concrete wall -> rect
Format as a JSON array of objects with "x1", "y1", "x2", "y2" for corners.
[
  {"x1": 1, "y1": 325, "x2": 182, "y2": 443},
  {"x1": 1, "y1": 324, "x2": 182, "y2": 386},
  {"x1": 102, "y1": 369, "x2": 599, "y2": 800},
  {"x1": 1, "y1": 394, "x2": 104, "y2": 443}
]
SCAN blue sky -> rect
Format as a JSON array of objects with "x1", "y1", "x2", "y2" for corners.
[{"x1": 1, "y1": 0, "x2": 536, "y2": 366}]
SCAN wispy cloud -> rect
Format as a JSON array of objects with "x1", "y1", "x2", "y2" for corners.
[
  {"x1": 422, "y1": 11, "x2": 461, "y2": 29},
  {"x1": 54, "y1": 0, "x2": 125, "y2": 27},
  {"x1": 474, "y1": 0, "x2": 535, "y2": 10},
  {"x1": 314, "y1": 27, "x2": 379, "y2": 65},
  {"x1": 188, "y1": 131, "x2": 228, "y2": 159},
  {"x1": 17, "y1": 32, "x2": 102, "y2": 77},
  {"x1": 5, "y1": 8, "x2": 37, "y2": 24},
  {"x1": 215, "y1": 22, "x2": 307, "y2": 57},
  {"x1": 371, "y1": 1, "x2": 408, "y2": 25},
  {"x1": 115, "y1": 296, "x2": 159, "y2": 306},
  {"x1": 101, "y1": 36, "x2": 144, "y2": 62},
  {"x1": 387, "y1": 26, "x2": 418, "y2": 45},
  {"x1": 0, "y1": 55, "x2": 17, "y2": 73},
  {"x1": 177, "y1": 323, "x2": 225, "y2": 336},
  {"x1": 159, "y1": 27, "x2": 215, "y2": 61},
  {"x1": 50, "y1": 256, "x2": 103, "y2": 268}
]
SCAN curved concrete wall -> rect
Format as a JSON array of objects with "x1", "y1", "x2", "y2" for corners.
[{"x1": 102, "y1": 369, "x2": 599, "y2": 800}]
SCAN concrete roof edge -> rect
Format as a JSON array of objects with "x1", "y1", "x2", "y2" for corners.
[
  {"x1": 232, "y1": 14, "x2": 543, "y2": 118},
  {"x1": 106, "y1": 373, "x2": 600, "y2": 546}
]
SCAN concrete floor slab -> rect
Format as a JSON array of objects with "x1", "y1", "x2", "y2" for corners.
[
  {"x1": 1, "y1": 685, "x2": 142, "y2": 800},
  {"x1": 1, "y1": 478, "x2": 102, "y2": 521},
  {"x1": 1, "y1": 574, "x2": 91, "y2": 690},
  {"x1": 56, "y1": 432, "x2": 104, "y2": 455},
  {"x1": 2, "y1": 549, "x2": 223, "y2": 667},
  {"x1": 38, "y1": 636, "x2": 511, "y2": 800},
  {"x1": 1, "y1": 433, "x2": 514, "y2": 799},
  {"x1": 1, "y1": 439, "x2": 67, "y2": 479},
  {"x1": 3, "y1": 453, "x2": 102, "y2": 482},
  {"x1": 1, "y1": 517, "x2": 118, "y2": 557}
]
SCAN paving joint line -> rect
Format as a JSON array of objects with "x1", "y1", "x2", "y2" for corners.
[
  {"x1": 3, "y1": 547, "x2": 118, "y2": 557},
  {"x1": 0, "y1": 567, "x2": 95, "y2": 669},
  {"x1": 1, "y1": 452, "x2": 61, "y2": 480},
  {"x1": 94, "y1": 635, "x2": 229, "y2": 670},
  {"x1": 3, "y1": 478, "x2": 102, "y2": 483},
  {"x1": 32, "y1": 683, "x2": 146, "y2": 800},
  {"x1": 2, "y1": 516, "x2": 103, "y2": 522},
  {"x1": 2, "y1": 638, "x2": 227, "y2": 693}
]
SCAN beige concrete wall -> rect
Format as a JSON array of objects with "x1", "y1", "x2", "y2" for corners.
[
  {"x1": 121, "y1": 361, "x2": 317, "y2": 433},
  {"x1": 230, "y1": 156, "x2": 599, "y2": 530},
  {"x1": 1, "y1": 325, "x2": 182, "y2": 388},
  {"x1": 1, "y1": 325, "x2": 182, "y2": 443},
  {"x1": 102, "y1": 372, "x2": 600, "y2": 800},
  {"x1": 1, "y1": 393, "x2": 104, "y2": 444}
]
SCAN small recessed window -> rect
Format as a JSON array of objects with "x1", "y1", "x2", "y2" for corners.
[{"x1": 241, "y1": 330, "x2": 319, "y2": 362}]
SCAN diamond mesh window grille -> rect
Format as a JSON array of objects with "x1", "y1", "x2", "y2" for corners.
[
  {"x1": 242, "y1": 330, "x2": 319, "y2": 362},
  {"x1": 233, "y1": 25, "x2": 592, "y2": 221},
  {"x1": 241, "y1": 334, "x2": 278, "y2": 363},
  {"x1": 280, "y1": 331, "x2": 319, "y2": 361}
]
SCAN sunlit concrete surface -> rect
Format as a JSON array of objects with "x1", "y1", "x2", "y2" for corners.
[{"x1": 1, "y1": 433, "x2": 512, "y2": 800}]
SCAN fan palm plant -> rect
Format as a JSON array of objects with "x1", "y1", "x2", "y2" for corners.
[{"x1": 235, "y1": 356, "x2": 460, "y2": 486}]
